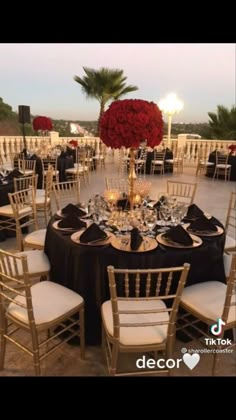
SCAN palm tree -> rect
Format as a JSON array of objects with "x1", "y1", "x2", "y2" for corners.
[
  {"x1": 74, "y1": 67, "x2": 138, "y2": 136},
  {"x1": 208, "y1": 105, "x2": 236, "y2": 139}
]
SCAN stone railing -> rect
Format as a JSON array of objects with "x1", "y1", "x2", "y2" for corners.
[
  {"x1": 0, "y1": 133, "x2": 101, "y2": 162},
  {"x1": 0, "y1": 133, "x2": 235, "y2": 168}
]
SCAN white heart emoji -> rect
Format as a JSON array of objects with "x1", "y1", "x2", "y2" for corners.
[{"x1": 183, "y1": 353, "x2": 200, "y2": 370}]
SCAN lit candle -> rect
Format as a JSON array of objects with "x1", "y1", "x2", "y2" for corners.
[{"x1": 133, "y1": 194, "x2": 141, "y2": 204}]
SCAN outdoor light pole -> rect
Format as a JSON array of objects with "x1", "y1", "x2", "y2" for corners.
[{"x1": 159, "y1": 93, "x2": 184, "y2": 149}]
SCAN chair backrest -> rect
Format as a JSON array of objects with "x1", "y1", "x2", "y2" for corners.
[
  {"x1": 18, "y1": 159, "x2": 36, "y2": 174},
  {"x1": 167, "y1": 180, "x2": 197, "y2": 205},
  {"x1": 222, "y1": 252, "x2": 236, "y2": 325},
  {"x1": 8, "y1": 187, "x2": 38, "y2": 231},
  {"x1": 225, "y1": 191, "x2": 236, "y2": 237},
  {"x1": 107, "y1": 264, "x2": 190, "y2": 341},
  {"x1": 216, "y1": 151, "x2": 230, "y2": 166},
  {"x1": 41, "y1": 158, "x2": 58, "y2": 172},
  {"x1": 52, "y1": 179, "x2": 80, "y2": 210},
  {"x1": 13, "y1": 174, "x2": 38, "y2": 193},
  {"x1": 0, "y1": 250, "x2": 35, "y2": 321},
  {"x1": 153, "y1": 149, "x2": 166, "y2": 161},
  {"x1": 105, "y1": 178, "x2": 129, "y2": 195}
]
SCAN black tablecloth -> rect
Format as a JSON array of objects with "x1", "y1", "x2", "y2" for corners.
[
  {"x1": 206, "y1": 152, "x2": 236, "y2": 181},
  {"x1": 45, "y1": 216, "x2": 226, "y2": 345}
]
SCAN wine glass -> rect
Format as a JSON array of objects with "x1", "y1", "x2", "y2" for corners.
[{"x1": 145, "y1": 209, "x2": 157, "y2": 237}]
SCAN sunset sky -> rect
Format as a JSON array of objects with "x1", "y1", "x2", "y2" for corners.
[{"x1": 0, "y1": 43, "x2": 235, "y2": 123}]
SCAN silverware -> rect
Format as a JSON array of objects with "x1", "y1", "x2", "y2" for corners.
[{"x1": 87, "y1": 236, "x2": 109, "y2": 245}]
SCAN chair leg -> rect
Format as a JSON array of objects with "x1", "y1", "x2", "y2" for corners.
[
  {"x1": 79, "y1": 306, "x2": 85, "y2": 359},
  {"x1": 31, "y1": 330, "x2": 41, "y2": 375},
  {"x1": 110, "y1": 341, "x2": 119, "y2": 376},
  {"x1": 212, "y1": 352, "x2": 220, "y2": 376},
  {"x1": 0, "y1": 316, "x2": 7, "y2": 370}
]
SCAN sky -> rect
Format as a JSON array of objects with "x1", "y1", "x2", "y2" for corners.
[{"x1": 0, "y1": 43, "x2": 235, "y2": 123}]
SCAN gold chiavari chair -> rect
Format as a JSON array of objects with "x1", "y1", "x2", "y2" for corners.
[
  {"x1": 101, "y1": 263, "x2": 190, "y2": 376},
  {"x1": 52, "y1": 179, "x2": 80, "y2": 210},
  {"x1": 18, "y1": 159, "x2": 36, "y2": 176},
  {"x1": 105, "y1": 177, "x2": 129, "y2": 196},
  {"x1": 178, "y1": 252, "x2": 236, "y2": 376},
  {"x1": 151, "y1": 149, "x2": 166, "y2": 175},
  {"x1": 13, "y1": 174, "x2": 38, "y2": 193},
  {"x1": 0, "y1": 249, "x2": 85, "y2": 376},
  {"x1": 213, "y1": 151, "x2": 231, "y2": 181},
  {"x1": 0, "y1": 187, "x2": 38, "y2": 251},
  {"x1": 167, "y1": 180, "x2": 197, "y2": 205}
]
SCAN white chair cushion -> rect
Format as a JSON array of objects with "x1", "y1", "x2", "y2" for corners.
[
  {"x1": 181, "y1": 281, "x2": 236, "y2": 324},
  {"x1": 7, "y1": 281, "x2": 84, "y2": 326},
  {"x1": 24, "y1": 170, "x2": 35, "y2": 175},
  {"x1": 216, "y1": 164, "x2": 231, "y2": 169},
  {"x1": 12, "y1": 250, "x2": 50, "y2": 275},
  {"x1": 24, "y1": 229, "x2": 46, "y2": 248},
  {"x1": 102, "y1": 299, "x2": 169, "y2": 346},
  {"x1": 35, "y1": 196, "x2": 50, "y2": 205},
  {"x1": 152, "y1": 160, "x2": 163, "y2": 165},
  {"x1": 225, "y1": 235, "x2": 236, "y2": 250},
  {"x1": 0, "y1": 205, "x2": 32, "y2": 216}
]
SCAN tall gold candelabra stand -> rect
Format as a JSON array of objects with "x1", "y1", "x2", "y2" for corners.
[{"x1": 128, "y1": 148, "x2": 137, "y2": 210}]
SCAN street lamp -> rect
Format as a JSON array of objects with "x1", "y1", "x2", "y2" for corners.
[{"x1": 158, "y1": 93, "x2": 184, "y2": 148}]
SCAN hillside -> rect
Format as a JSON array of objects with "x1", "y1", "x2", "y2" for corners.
[{"x1": 0, "y1": 97, "x2": 213, "y2": 139}]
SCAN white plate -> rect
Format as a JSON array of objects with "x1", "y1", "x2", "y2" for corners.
[
  {"x1": 183, "y1": 223, "x2": 224, "y2": 237},
  {"x1": 52, "y1": 220, "x2": 89, "y2": 232},
  {"x1": 156, "y1": 233, "x2": 202, "y2": 249},
  {"x1": 71, "y1": 230, "x2": 114, "y2": 246}
]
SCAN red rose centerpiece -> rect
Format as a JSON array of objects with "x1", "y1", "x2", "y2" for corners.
[
  {"x1": 33, "y1": 116, "x2": 53, "y2": 135},
  {"x1": 100, "y1": 99, "x2": 164, "y2": 208}
]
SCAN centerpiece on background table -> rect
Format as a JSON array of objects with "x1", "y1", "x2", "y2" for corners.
[{"x1": 100, "y1": 99, "x2": 163, "y2": 209}]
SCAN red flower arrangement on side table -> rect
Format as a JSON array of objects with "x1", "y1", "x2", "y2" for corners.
[
  {"x1": 100, "y1": 99, "x2": 164, "y2": 208},
  {"x1": 33, "y1": 116, "x2": 53, "y2": 133}
]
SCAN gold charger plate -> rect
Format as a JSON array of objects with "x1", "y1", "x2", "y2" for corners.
[
  {"x1": 110, "y1": 235, "x2": 158, "y2": 253},
  {"x1": 70, "y1": 230, "x2": 114, "y2": 246},
  {"x1": 156, "y1": 233, "x2": 202, "y2": 249},
  {"x1": 56, "y1": 209, "x2": 90, "y2": 219},
  {"x1": 52, "y1": 220, "x2": 90, "y2": 232},
  {"x1": 183, "y1": 223, "x2": 224, "y2": 237}
]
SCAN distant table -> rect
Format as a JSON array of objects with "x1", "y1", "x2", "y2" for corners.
[{"x1": 206, "y1": 152, "x2": 236, "y2": 181}]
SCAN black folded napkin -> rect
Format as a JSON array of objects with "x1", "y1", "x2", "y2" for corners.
[
  {"x1": 79, "y1": 223, "x2": 108, "y2": 243},
  {"x1": 5, "y1": 169, "x2": 23, "y2": 180},
  {"x1": 116, "y1": 198, "x2": 130, "y2": 210},
  {"x1": 61, "y1": 203, "x2": 87, "y2": 217},
  {"x1": 153, "y1": 195, "x2": 167, "y2": 210},
  {"x1": 185, "y1": 204, "x2": 204, "y2": 220},
  {"x1": 189, "y1": 215, "x2": 217, "y2": 232},
  {"x1": 164, "y1": 225, "x2": 193, "y2": 246},
  {"x1": 130, "y1": 228, "x2": 143, "y2": 250},
  {"x1": 58, "y1": 216, "x2": 86, "y2": 229}
]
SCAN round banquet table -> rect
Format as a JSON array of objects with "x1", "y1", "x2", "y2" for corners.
[{"x1": 44, "y1": 216, "x2": 226, "y2": 345}]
